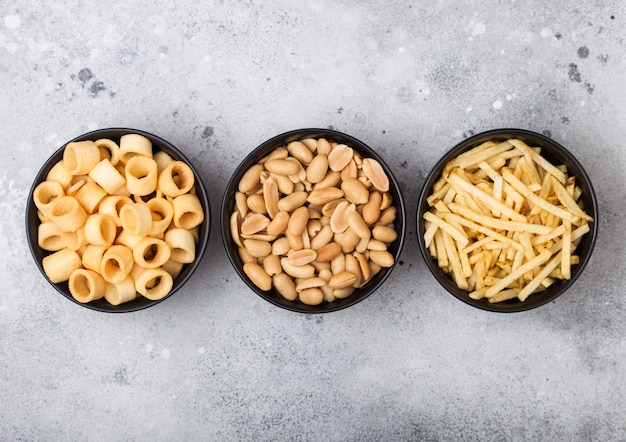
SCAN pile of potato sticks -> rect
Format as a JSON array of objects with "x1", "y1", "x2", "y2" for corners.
[{"x1": 422, "y1": 138, "x2": 594, "y2": 303}]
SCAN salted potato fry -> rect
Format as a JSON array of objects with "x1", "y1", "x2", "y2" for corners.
[{"x1": 424, "y1": 138, "x2": 594, "y2": 303}]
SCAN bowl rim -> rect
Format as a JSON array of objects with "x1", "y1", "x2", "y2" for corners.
[
  {"x1": 25, "y1": 127, "x2": 211, "y2": 313},
  {"x1": 416, "y1": 128, "x2": 599, "y2": 312},
  {"x1": 220, "y1": 127, "x2": 406, "y2": 313}
]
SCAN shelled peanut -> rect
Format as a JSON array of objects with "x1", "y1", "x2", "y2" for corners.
[{"x1": 230, "y1": 137, "x2": 399, "y2": 305}]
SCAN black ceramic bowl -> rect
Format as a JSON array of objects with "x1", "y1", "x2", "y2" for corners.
[
  {"x1": 26, "y1": 128, "x2": 211, "y2": 313},
  {"x1": 221, "y1": 128, "x2": 406, "y2": 313},
  {"x1": 417, "y1": 128, "x2": 598, "y2": 312}
]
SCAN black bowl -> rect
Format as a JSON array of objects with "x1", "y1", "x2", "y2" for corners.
[
  {"x1": 417, "y1": 128, "x2": 598, "y2": 312},
  {"x1": 221, "y1": 128, "x2": 406, "y2": 313},
  {"x1": 26, "y1": 128, "x2": 211, "y2": 313}
]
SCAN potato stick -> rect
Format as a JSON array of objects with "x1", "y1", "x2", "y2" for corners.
[
  {"x1": 459, "y1": 249, "x2": 472, "y2": 278},
  {"x1": 442, "y1": 231, "x2": 468, "y2": 290},
  {"x1": 518, "y1": 156, "x2": 542, "y2": 187},
  {"x1": 448, "y1": 202, "x2": 552, "y2": 235},
  {"x1": 532, "y1": 225, "x2": 565, "y2": 245},
  {"x1": 463, "y1": 236, "x2": 496, "y2": 255},
  {"x1": 517, "y1": 252, "x2": 563, "y2": 301},
  {"x1": 502, "y1": 169, "x2": 579, "y2": 224},
  {"x1": 469, "y1": 287, "x2": 487, "y2": 300},
  {"x1": 442, "y1": 212, "x2": 524, "y2": 253},
  {"x1": 549, "y1": 222, "x2": 589, "y2": 255},
  {"x1": 489, "y1": 288, "x2": 520, "y2": 303},
  {"x1": 508, "y1": 139, "x2": 568, "y2": 184},
  {"x1": 433, "y1": 229, "x2": 448, "y2": 269},
  {"x1": 484, "y1": 250, "x2": 552, "y2": 298},
  {"x1": 448, "y1": 173, "x2": 527, "y2": 222},
  {"x1": 517, "y1": 231, "x2": 535, "y2": 260},
  {"x1": 478, "y1": 160, "x2": 501, "y2": 182},
  {"x1": 423, "y1": 211, "x2": 469, "y2": 246},
  {"x1": 444, "y1": 140, "x2": 512, "y2": 175},
  {"x1": 427, "y1": 181, "x2": 450, "y2": 206},
  {"x1": 442, "y1": 186, "x2": 457, "y2": 204},
  {"x1": 550, "y1": 176, "x2": 594, "y2": 222},
  {"x1": 423, "y1": 221, "x2": 438, "y2": 248},
  {"x1": 561, "y1": 220, "x2": 572, "y2": 280},
  {"x1": 428, "y1": 237, "x2": 437, "y2": 258}
]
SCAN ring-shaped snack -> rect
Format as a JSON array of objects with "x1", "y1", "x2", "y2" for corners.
[
  {"x1": 165, "y1": 228, "x2": 196, "y2": 264},
  {"x1": 38, "y1": 222, "x2": 66, "y2": 251},
  {"x1": 98, "y1": 195, "x2": 133, "y2": 227},
  {"x1": 119, "y1": 133, "x2": 152, "y2": 163},
  {"x1": 119, "y1": 202, "x2": 152, "y2": 236},
  {"x1": 157, "y1": 161, "x2": 195, "y2": 198},
  {"x1": 134, "y1": 267, "x2": 174, "y2": 300},
  {"x1": 45, "y1": 160, "x2": 73, "y2": 188},
  {"x1": 147, "y1": 197, "x2": 174, "y2": 234},
  {"x1": 132, "y1": 237, "x2": 171, "y2": 268},
  {"x1": 81, "y1": 244, "x2": 108, "y2": 273},
  {"x1": 33, "y1": 180, "x2": 65, "y2": 218},
  {"x1": 95, "y1": 138, "x2": 121, "y2": 166},
  {"x1": 104, "y1": 275, "x2": 137, "y2": 305},
  {"x1": 63, "y1": 140, "x2": 101, "y2": 175},
  {"x1": 172, "y1": 193, "x2": 205, "y2": 230},
  {"x1": 100, "y1": 245, "x2": 134, "y2": 284},
  {"x1": 42, "y1": 248, "x2": 82, "y2": 283},
  {"x1": 69, "y1": 268, "x2": 107, "y2": 303},
  {"x1": 89, "y1": 158, "x2": 126, "y2": 194},
  {"x1": 125, "y1": 156, "x2": 158, "y2": 196},
  {"x1": 61, "y1": 226, "x2": 87, "y2": 251},
  {"x1": 84, "y1": 214, "x2": 117, "y2": 246},
  {"x1": 49, "y1": 196, "x2": 88, "y2": 232},
  {"x1": 75, "y1": 182, "x2": 108, "y2": 214},
  {"x1": 162, "y1": 259, "x2": 184, "y2": 279}
]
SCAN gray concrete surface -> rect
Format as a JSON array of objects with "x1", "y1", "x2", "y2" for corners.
[{"x1": 1, "y1": 1, "x2": 625, "y2": 440}]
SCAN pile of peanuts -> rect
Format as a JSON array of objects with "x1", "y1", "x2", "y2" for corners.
[{"x1": 230, "y1": 137, "x2": 399, "y2": 305}]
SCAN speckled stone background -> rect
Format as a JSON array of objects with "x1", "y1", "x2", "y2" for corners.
[{"x1": 1, "y1": 1, "x2": 625, "y2": 441}]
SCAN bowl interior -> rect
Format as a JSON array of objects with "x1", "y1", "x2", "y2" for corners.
[
  {"x1": 26, "y1": 128, "x2": 211, "y2": 313},
  {"x1": 221, "y1": 128, "x2": 406, "y2": 313},
  {"x1": 417, "y1": 129, "x2": 598, "y2": 312}
]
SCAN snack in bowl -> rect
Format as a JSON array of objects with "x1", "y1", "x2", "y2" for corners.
[
  {"x1": 222, "y1": 128, "x2": 406, "y2": 313},
  {"x1": 27, "y1": 128, "x2": 210, "y2": 312},
  {"x1": 418, "y1": 129, "x2": 597, "y2": 310}
]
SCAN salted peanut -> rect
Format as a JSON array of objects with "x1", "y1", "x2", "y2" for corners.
[
  {"x1": 285, "y1": 157, "x2": 307, "y2": 183},
  {"x1": 237, "y1": 247, "x2": 254, "y2": 263},
  {"x1": 262, "y1": 253, "x2": 282, "y2": 276},
  {"x1": 316, "y1": 138, "x2": 332, "y2": 156},
  {"x1": 300, "y1": 138, "x2": 318, "y2": 151},
  {"x1": 341, "y1": 177, "x2": 369, "y2": 205},
  {"x1": 330, "y1": 201, "x2": 356, "y2": 233},
  {"x1": 244, "y1": 262, "x2": 272, "y2": 291},
  {"x1": 286, "y1": 230, "x2": 304, "y2": 251},
  {"x1": 273, "y1": 273, "x2": 298, "y2": 300},
  {"x1": 335, "y1": 227, "x2": 361, "y2": 253},
  {"x1": 362, "y1": 158, "x2": 389, "y2": 192},
  {"x1": 271, "y1": 173, "x2": 295, "y2": 195},
  {"x1": 362, "y1": 191, "x2": 382, "y2": 224},
  {"x1": 348, "y1": 211, "x2": 371, "y2": 240},
  {"x1": 315, "y1": 242, "x2": 342, "y2": 262},
  {"x1": 321, "y1": 284, "x2": 335, "y2": 302},
  {"x1": 280, "y1": 257, "x2": 315, "y2": 279},
  {"x1": 277, "y1": 191, "x2": 308, "y2": 212},
  {"x1": 287, "y1": 249, "x2": 317, "y2": 266},
  {"x1": 287, "y1": 206, "x2": 309, "y2": 236},
  {"x1": 330, "y1": 253, "x2": 346, "y2": 274},
  {"x1": 299, "y1": 287, "x2": 324, "y2": 305},
  {"x1": 376, "y1": 206, "x2": 397, "y2": 226},
  {"x1": 307, "y1": 219, "x2": 322, "y2": 237},
  {"x1": 369, "y1": 250, "x2": 395, "y2": 268},
  {"x1": 241, "y1": 213, "x2": 270, "y2": 235},
  {"x1": 238, "y1": 164, "x2": 264, "y2": 193},
  {"x1": 313, "y1": 170, "x2": 341, "y2": 190},
  {"x1": 306, "y1": 186, "x2": 344, "y2": 206},
  {"x1": 272, "y1": 236, "x2": 291, "y2": 256},
  {"x1": 329, "y1": 271, "x2": 357, "y2": 289},
  {"x1": 265, "y1": 158, "x2": 299, "y2": 176},
  {"x1": 380, "y1": 192, "x2": 393, "y2": 210},
  {"x1": 310, "y1": 224, "x2": 334, "y2": 250},
  {"x1": 235, "y1": 192, "x2": 249, "y2": 218},
  {"x1": 230, "y1": 211, "x2": 243, "y2": 247},
  {"x1": 333, "y1": 287, "x2": 355, "y2": 299},
  {"x1": 301, "y1": 229, "x2": 311, "y2": 249},
  {"x1": 341, "y1": 159, "x2": 358, "y2": 181},
  {"x1": 367, "y1": 239, "x2": 388, "y2": 251},
  {"x1": 296, "y1": 277, "x2": 326, "y2": 291},
  {"x1": 262, "y1": 176, "x2": 280, "y2": 219},
  {"x1": 287, "y1": 141, "x2": 314, "y2": 165},
  {"x1": 355, "y1": 236, "x2": 369, "y2": 254},
  {"x1": 262, "y1": 147, "x2": 288, "y2": 162},
  {"x1": 243, "y1": 239, "x2": 272, "y2": 258},
  {"x1": 372, "y1": 225, "x2": 398, "y2": 243},
  {"x1": 242, "y1": 233, "x2": 277, "y2": 242},
  {"x1": 265, "y1": 211, "x2": 289, "y2": 236},
  {"x1": 345, "y1": 254, "x2": 362, "y2": 288},
  {"x1": 311, "y1": 261, "x2": 331, "y2": 273},
  {"x1": 246, "y1": 194, "x2": 267, "y2": 214},
  {"x1": 317, "y1": 268, "x2": 333, "y2": 282},
  {"x1": 328, "y1": 144, "x2": 354, "y2": 172},
  {"x1": 306, "y1": 154, "x2": 329, "y2": 184},
  {"x1": 354, "y1": 251, "x2": 371, "y2": 281},
  {"x1": 321, "y1": 198, "x2": 346, "y2": 218}
]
